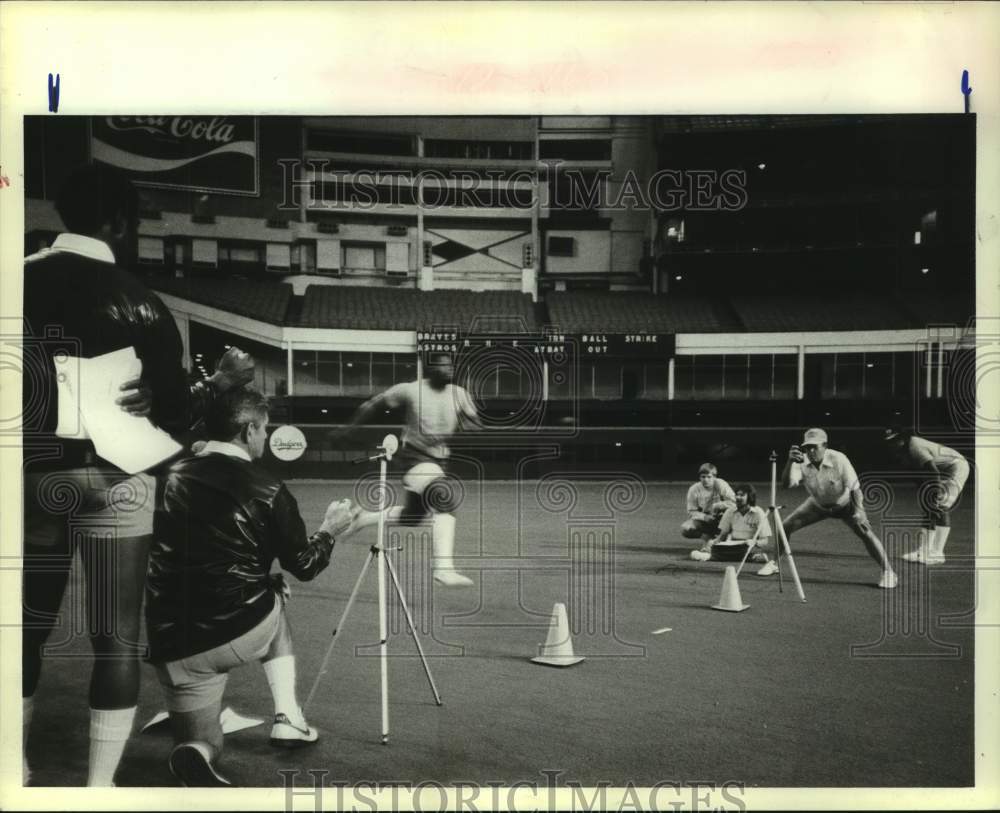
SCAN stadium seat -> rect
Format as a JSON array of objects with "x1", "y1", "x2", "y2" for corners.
[
  {"x1": 545, "y1": 292, "x2": 741, "y2": 333},
  {"x1": 146, "y1": 276, "x2": 293, "y2": 324}
]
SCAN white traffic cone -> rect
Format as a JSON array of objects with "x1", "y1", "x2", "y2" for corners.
[
  {"x1": 531, "y1": 603, "x2": 584, "y2": 667},
  {"x1": 712, "y1": 565, "x2": 750, "y2": 612}
]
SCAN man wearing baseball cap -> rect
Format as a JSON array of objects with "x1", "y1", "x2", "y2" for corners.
[
  {"x1": 781, "y1": 428, "x2": 897, "y2": 589},
  {"x1": 883, "y1": 426, "x2": 969, "y2": 565}
]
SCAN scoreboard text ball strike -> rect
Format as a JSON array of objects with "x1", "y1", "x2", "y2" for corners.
[{"x1": 415, "y1": 332, "x2": 678, "y2": 358}]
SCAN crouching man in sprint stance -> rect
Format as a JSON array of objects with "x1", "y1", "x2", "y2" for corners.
[
  {"x1": 335, "y1": 352, "x2": 480, "y2": 587},
  {"x1": 783, "y1": 427, "x2": 898, "y2": 589}
]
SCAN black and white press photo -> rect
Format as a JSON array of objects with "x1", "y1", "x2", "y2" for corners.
[{"x1": 2, "y1": 3, "x2": 999, "y2": 812}]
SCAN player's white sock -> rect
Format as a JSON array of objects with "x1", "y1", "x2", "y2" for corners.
[
  {"x1": 930, "y1": 526, "x2": 950, "y2": 558},
  {"x1": 87, "y1": 706, "x2": 136, "y2": 787},
  {"x1": 263, "y1": 655, "x2": 305, "y2": 727},
  {"x1": 432, "y1": 513, "x2": 472, "y2": 587},
  {"x1": 23, "y1": 696, "x2": 34, "y2": 785},
  {"x1": 902, "y1": 529, "x2": 931, "y2": 562}
]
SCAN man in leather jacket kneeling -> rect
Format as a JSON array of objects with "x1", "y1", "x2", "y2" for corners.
[{"x1": 145, "y1": 387, "x2": 354, "y2": 787}]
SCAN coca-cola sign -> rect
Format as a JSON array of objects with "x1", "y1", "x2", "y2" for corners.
[{"x1": 91, "y1": 115, "x2": 259, "y2": 196}]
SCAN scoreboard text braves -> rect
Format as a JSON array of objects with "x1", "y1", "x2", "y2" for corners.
[{"x1": 416, "y1": 331, "x2": 676, "y2": 359}]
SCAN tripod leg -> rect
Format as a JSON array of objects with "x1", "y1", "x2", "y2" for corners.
[
  {"x1": 773, "y1": 507, "x2": 807, "y2": 603},
  {"x1": 303, "y1": 550, "x2": 376, "y2": 713},
  {"x1": 734, "y1": 528, "x2": 762, "y2": 578},
  {"x1": 770, "y1": 508, "x2": 784, "y2": 592},
  {"x1": 384, "y1": 551, "x2": 443, "y2": 706}
]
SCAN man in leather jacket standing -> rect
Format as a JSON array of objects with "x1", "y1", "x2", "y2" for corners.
[
  {"x1": 146, "y1": 387, "x2": 353, "y2": 786},
  {"x1": 22, "y1": 163, "x2": 254, "y2": 786}
]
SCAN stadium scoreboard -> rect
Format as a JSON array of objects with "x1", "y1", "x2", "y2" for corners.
[{"x1": 416, "y1": 331, "x2": 676, "y2": 358}]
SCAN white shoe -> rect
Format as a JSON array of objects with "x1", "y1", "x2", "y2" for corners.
[
  {"x1": 902, "y1": 549, "x2": 944, "y2": 566},
  {"x1": 689, "y1": 550, "x2": 711, "y2": 562},
  {"x1": 433, "y1": 570, "x2": 473, "y2": 587},
  {"x1": 269, "y1": 713, "x2": 319, "y2": 748},
  {"x1": 756, "y1": 560, "x2": 778, "y2": 577},
  {"x1": 878, "y1": 570, "x2": 899, "y2": 589}
]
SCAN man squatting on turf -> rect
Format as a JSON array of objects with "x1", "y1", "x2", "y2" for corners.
[
  {"x1": 782, "y1": 428, "x2": 898, "y2": 589},
  {"x1": 22, "y1": 164, "x2": 255, "y2": 786},
  {"x1": 690, "y1": 483, "x2": 778, "y2": 577},
  {"x1": 146, "y1": 388, "x2": 356, "y2": 786},
  {"x1": 336, "y1": 352, "x2": 481, "y2": 587},
  {"x1": 681, "y1": 463, "x2": 737, "y2": 546},
  {"x1": 884, "y1": 426, "x2": 970, "y2": 565}
]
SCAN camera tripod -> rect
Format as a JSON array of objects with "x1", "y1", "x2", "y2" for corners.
[
  {"x1": 733, "y1": 451, "x2": 807, "y2": 602},
  {"x1": 303, "y1": 434, "x2": 442, "y2": 744}
]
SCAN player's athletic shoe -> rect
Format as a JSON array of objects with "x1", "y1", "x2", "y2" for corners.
[
  {"x1": 689, "y1": 549, "x2": 711, "y2": 562},
  {"x1": 168, "y1": 742, "x2": 232, "y2": 787},
  {"x1": 756, "y1": 560, "x2": 778, "y2": 577},
  {"x1": 902, "y1": 548, "x2": 944, "y2": 566},
  {"x1": 269, "y1": 713, "x2": 319, "y2": 748},
  {"x1": 878, "y1": 570, "x2": 899, "y2": 589},
  {"x1": 433, "y1": 570, "x2": 474, "y2": 587}
]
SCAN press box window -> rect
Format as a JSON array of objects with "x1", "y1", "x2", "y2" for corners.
[
  {"x1": 548, "y1": 236, "x2": 575, "y2": 257},
  {"x1": 191, "y1": 239, "x2": 218, "y2": 268},
  {"x1": 265, "y1": 243, "x2": 291, "y2": 271},
  {"x1": 137, "y1": 237, "x2": 165, "y2": 265}
]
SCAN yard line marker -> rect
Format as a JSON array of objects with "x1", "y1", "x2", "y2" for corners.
[{"x1": 651, "y1": 627, "x2": 673, "y2": 635}]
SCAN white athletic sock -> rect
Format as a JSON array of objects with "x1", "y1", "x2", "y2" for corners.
[
  {"x1": 23, "y1": 697, "x2": 34, "y2": 785},
  {"x1": 263, "y1": 656, "x2": 304, "y2": 726},
  {"x1": 931, "y1": 527, "x2": 951, "y2": 557},
  {"x1": 87, "y1": 706, "x2": 136, "y2": 787},
  {"x1": 432, "y1": 514, "x2": 472, "y2": 586}
]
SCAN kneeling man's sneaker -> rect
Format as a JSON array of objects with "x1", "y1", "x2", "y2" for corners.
[
  {"x1": 169, "y1": 742, "x2": 232, "y2": 787},
  {"x1": 270, "y1": 713, "x2": 319, "y2": 748},
  {"x1": 756, "y1": 560, "x2": 778, "y2": 577},
  {"x1": 689, "y1": 549, "x2": 711, "y2": 562}
]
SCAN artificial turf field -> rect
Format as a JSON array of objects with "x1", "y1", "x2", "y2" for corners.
[{"x1": 24, "y1": 478, "x2": 975, "y2": 789}]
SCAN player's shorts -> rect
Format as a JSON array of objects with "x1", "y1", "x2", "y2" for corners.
[
  {"x1": 154, "y1": 595, "x2": 285, "y2": 713},
  {"x1": 784, "y1": 497, "x2": 873, "y2": 537},
  {"x1": 396, "y1": 456, "x2": 462, "y2": 520},
  {"x1": 936, "y1": 459, "x2": 970, "y2": 511},
  {"x1": 23, "y1": 466, "x2": 156, "y2": 545}
]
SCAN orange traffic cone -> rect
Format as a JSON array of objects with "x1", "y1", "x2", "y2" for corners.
[
  {"x1": 531, "y1": 603, "x2": 585, "y2": 667},
  {"x1": 712, "y1": 565, "x2": 750, "y2": 612}
]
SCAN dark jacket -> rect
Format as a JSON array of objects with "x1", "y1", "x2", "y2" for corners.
[
  {"x1": 23, "y1": 243, "x2": 214, "y2": 471},
  {"x1": 145, "y1": 449, "x2": 335, "y2": 663}
]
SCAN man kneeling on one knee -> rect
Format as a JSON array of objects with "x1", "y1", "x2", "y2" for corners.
[
  {"x1": 145, "y1": 388, "x2": 355, "y2": 786},
  {"x1": 690, "y1": 483, "x2": 778, "y2": 576},
  {"x1": 681, "y1": 463, "x2": 736, "y2": 544}
]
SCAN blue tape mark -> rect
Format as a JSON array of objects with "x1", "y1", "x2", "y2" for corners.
[
  {"x1": 961, "y1": 70, "x2": 971, "y2": 114},
  {"x1": 48, "y1": 73, "x2": 60, "y2": 113}
]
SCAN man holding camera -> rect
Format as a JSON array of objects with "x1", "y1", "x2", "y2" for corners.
[
  {"x1": 146, "y1": 387, "x2": 355, "y2": 786},
  {"x1": 781, "y1": 428, "x2": 897, "y2": 589}
]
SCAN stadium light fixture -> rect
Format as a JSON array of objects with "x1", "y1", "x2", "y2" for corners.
[
  {"x1": 321, "y1": 408, "x2": 328, "y2": 414},
  {"x1": 757, "y1": 163, "x2": 766, "y2": 170},
  {"x1": 921, "y1": 268, "x2": 930, "y2": 274},
  {"x1": 615, "y1": 442, "x2": 622, "y2": 447},
  {"x1": 675, "y1": 275, "x2": 683, "y2": 281}
]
